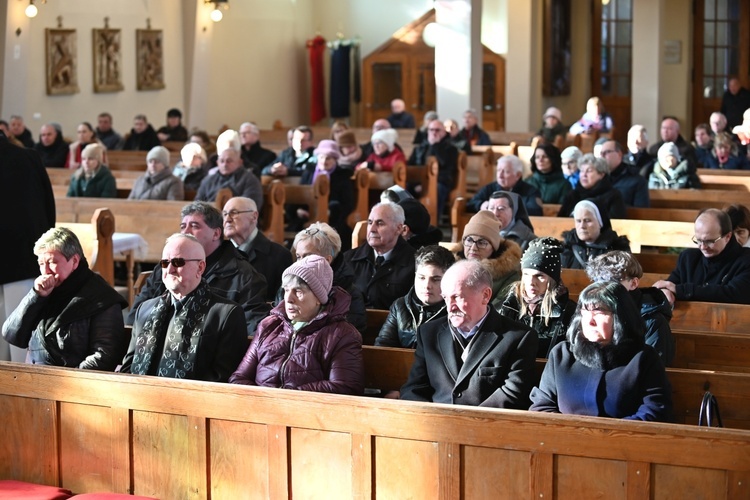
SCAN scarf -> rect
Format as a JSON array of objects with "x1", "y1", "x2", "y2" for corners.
[
  {"x1": 130, "y1": 280, "x2": 214, "y2": 378},
  {"x1": 38, "y1": 257, "x2": 126, "y2": 366}
]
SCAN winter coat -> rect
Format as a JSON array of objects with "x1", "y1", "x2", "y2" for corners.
[
  {"x1": 242, "y1": 231, "x2": 294, "y2": 302},
  {"x1": 128, "y1": 167, "x2": 184, "y2": 200},
  {"x1": 468, "y1": 179, "x2": 544, "y2": 216},
  {"x1": 631, "y1": 287, "x2": 674, "y2": 366},
  {"x1": 67, "y1": 165, "x2": 117, "y2": 198},
  {"x1": 127, "y1": 240, "x2": 270, "y2": 336},
  {"x1": 499, "y1": 287, "x2": 576, "y2": 358},
  {"x1": 526, "y1": 170, "x2": 572, "y2": 205},
  {"x1": 610, "y1": 163, "x2": 650, "y2": 207},
  {"x1": 34, "y1": 134, "x2": 69, "y2": 168},
  {"x1": 536, "y1": 122, "x2": 567, "y2": 145},
  {"x1": 569, "y1": 112, "x2": 614, "y2": 135},
  {"x1": 96, "y1": 128, "x2": 123, "y2": 151},
  {"x1": 0, "y1": 136, "x2": 55, "y2": 285},
  {"x1": 375, "y1": 287, "x2": 447, "y2": 348},
  {"x1": 195, "y1": 166, "x2": 264, "y2": 208},
  {"x1": 400, "y1": 306, "x2": 538, "y2": 408},
  {"x1": 2, "y1": 260, "x2": 127, "y2": 370},
  {"x1": 123, "y1": 125, "x2": 161, "y2": 151},
  {"x1": 558, "y1": 176, "x2": 627, "y2": 219},
  {"x1": 121, "y1": 285, "x2": 248, "y2": 382},
  {"x1": 704, "y1": 152, "x2": 749, "y2": 170},
  {"x1": 301, "y1": 166, "x2": 355, "y2": 234},
  {"x1": 241, "y1": 142, "x2": 277, "y2": 177},
  {"x1": 502, "y1": 220, "x2": 537, "y2": 252},
  {"x1": 261, "y1": 147, "x2": 317, "y2": 175},
  {"x1": 560, "y1": 227, "x2": 631, "y2": 270},
  {"x1": 530, "y1": 341, "x2": 673, "y2": 421},
  {"x1": 648, "y1": 160, "x2": 701, "y2": 189},
  {"x1": 408, "y1": 136, "x2": 459, "y2": 189},
  {"x1": 364, "y1": 147, "x2": 407, "y2": 172},
  {"x1": 229, "y1": 287, "x2": 364, "y2": 395},
  {"x1": 624, "y1": 149, "x2": 656, "y2": 177},
  {"x1": 458, "y1": 126, "x2": 492, "y2": 146},
  {"x1": 156, "y1": 124, "x2": 188, "y2": 142},
  {"x1": 344, "y1": 237, "x2": 416, "y2": 310},
  {"x1": 667, "y1": 236, "x2": 750, "y2": 304},
  {"x1": 647, "y1": 135, "x2": 698, "y2": 171}
]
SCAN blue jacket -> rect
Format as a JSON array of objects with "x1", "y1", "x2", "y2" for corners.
[{"x1": 530, "y1": 341, "x2": 673, "y2": 421}]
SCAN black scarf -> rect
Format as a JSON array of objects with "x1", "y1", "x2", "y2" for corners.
[
  {"x1": 130, "y1": 280, "x2": 214, "y2": 378},
  {"x1": 38, "y1": 257, "x2": 126, "y2": 365}
]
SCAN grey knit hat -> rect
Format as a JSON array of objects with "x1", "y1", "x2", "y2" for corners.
[
  {"x1": 147, "y1": 145, "x2": 170, "y2": 167},
  {"x1": 283, "y1": 255, "x2": 333, "y2": 305},
  {"x1": 520, "y1": 237, "x2": 563, "y2": 283}
]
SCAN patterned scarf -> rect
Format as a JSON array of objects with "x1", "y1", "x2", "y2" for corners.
[{"x1": 130, "y1": 280, "x2": 213, "y2": 379}]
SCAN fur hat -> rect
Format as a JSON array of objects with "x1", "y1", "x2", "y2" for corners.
[
  {"x1": 657, "y1": 142, "x2": 680, "y2": 165},
  {"x1": 314, "y1": 139, "x2": 341, "y2": 159},
  {"x1": 399, "y1": 199, "x2": 430, "y2": 235},
  {"x1": 561, "y1": 146, "x2": 583, "y2": 163},
  {"x1": 543, "y1": 107, "x2": 562, "y2": 121},
  {"x1": 283, "y1": 255, "x2": 334, "y2": 305},
  {"x1": 521, "y1": 237, "x2": 563, "y2": 283},
  {"x1": 463, "y1": 211, "x2": 502, "y2": 251},
  {"x1": 337, "y1": 130, "x2": 357, "y2": 149},
  {"x1": 371, "y1": 128, "x2": 398, "y2": 152},
  {"x1": 147, "y1": 145, "x2": 170, "y2": 167},
  {"x1": 180, "y1": 142, "x2": 207, "y2": 166}
]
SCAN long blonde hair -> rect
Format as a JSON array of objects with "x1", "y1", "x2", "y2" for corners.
[{"x1": 512, "y1": 277, "x2": 560, "y2": 327}]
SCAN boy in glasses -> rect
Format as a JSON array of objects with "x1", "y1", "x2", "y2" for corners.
[
  {"x1": 121, "y1": 234, "x2": 247, "y2": 382},
  {"x1": 653, "y1": 208, "x2": 750, "y2": 305}
]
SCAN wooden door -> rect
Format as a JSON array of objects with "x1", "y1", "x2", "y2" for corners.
[
  {"x1": 482, "y1": 51, "x2": 506, "y2": 131},
  {"x1": 591, "y1": 0, "x2": 632, "y2": 145},
  {"x1": 362, "y1": 53, "x2": 409, "y2": 127},
  {"x1": 692, "y1": 0, "x2": 750, "y2": 130}
]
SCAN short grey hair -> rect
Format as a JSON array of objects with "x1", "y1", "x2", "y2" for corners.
[
  {"x1": 34, "y1": 227, "x2": 83, "y2": 260},
  {"x1": 292, "y1": 222, "x2": 342, "y2": 259},
  {"x1": 497, "y1": 155, "x2": 524, "y2": 175},
  {"x1": 446, "y1": 259, "x2": 492, "y2": 291},
  {"x1": 371, "y1": 201, "x2": 405, "y2": 225},
  {"x1": 181, "y1": 201, "x2": 223, "y2": 230},
  {"x1": 579, "y1": 153, "x2": 609, "y2": 175}
]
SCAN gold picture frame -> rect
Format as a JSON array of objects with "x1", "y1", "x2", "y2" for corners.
[
  {"x1": 136, "y1": 29, "x2": 165, "y2": 90},
  {"x1": 93, "y1": 28, "x2": 123, "y2": 92},
  {"x1": 45, "y1": 28, "x2": 79, "y2": 95}
]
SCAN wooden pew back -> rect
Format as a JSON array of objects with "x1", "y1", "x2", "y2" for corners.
[
  {"x1": 1, "y1": 360, "x2": 748, "y2": 498},
  {"x1": 55, "y1": 207, "x2": 116, "y2": 285}
]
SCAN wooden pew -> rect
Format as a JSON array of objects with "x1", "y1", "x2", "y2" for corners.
[
  {"x1": 261, "y1": 174, "x2": 330, "y2": 238},
  {"x1": 259, "y1": 179, "x2": 285, "y2": 245},
  {"x1": 2, "y1": 361, "x2": 749, "y2": 498},
  {"x1": 47, "y1": 168, "x2": 143, "y2": 199},
  {"x1": 529, "y1": 216, "x2": 694, "y2": 252},
  {"x1": 107, "y1": 150, "x2": 181, "y2": 171},
  {"x1": 394, "y1": 159, "x2": 439, "y2": 226},
  {"x1": 347, "y1": 168, "x2": 373, "y2": 230},
  {"x1": 360, "y1": 345, "x2": 750, "y2": 430},
  {"x1": 650, "y1": 189, "x2": 750, "y2": 210},
  {"x1": 697, "y1": 168, "x2": 750, "y2": 191},
  {"x1": 55, "y1": 207, "x2": 116, "y2": 286},
  {"x1": 672, "y1": 331, "x2": 750, "y2": 374},
  {"x1": 53, "y1": 192, "x2": 262, "y2": 264},
  {"x1": 363, "y1": 308, "x2": 389, "y2": 346},
  {"x1": 447, "y1": 151, "x2": 468, "y2": 212}
]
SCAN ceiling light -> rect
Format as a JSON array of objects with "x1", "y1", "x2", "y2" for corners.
[{"x1": 25, "y1": 0, "x2": 38, "y2": 18}]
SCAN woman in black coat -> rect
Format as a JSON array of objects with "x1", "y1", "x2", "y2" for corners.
[
  {"x1": 560, "y1": 200, "x2": 630, "y2": 270},
  {"x1": 529, "y1": 281, "x2": 673, "y2": 421},
  {"x1": 558, "y1": 154, "x2": 626, "y2": 219}
]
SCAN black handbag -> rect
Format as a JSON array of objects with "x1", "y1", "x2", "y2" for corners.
[{"x1": 698, "y1": 390, "x2": 723, "y2": 427}]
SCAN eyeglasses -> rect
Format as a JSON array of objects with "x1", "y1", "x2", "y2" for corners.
[
  {"x1": 463, "y1": 236, "x2": 490, "y2": 249},
  {"x1": 691, "y1": 234, "x2": 726, "y2": 247},
  {"x1": 159, "y1": 258, "x2": 202, "y2": 269},
  {"x1": 222, "y1": 209, "x2": 254, "y2": 219},
  {"x1": 427, "y1": 128, "x2": 443, "y2": 132},
  {"x1": 303, "y1": 227, "x2": 320, "y2": 236}
]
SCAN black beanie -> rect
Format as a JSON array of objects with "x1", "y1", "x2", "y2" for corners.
[{"x1": 520, "y1": 237, "x2": 563, "y2": 283}]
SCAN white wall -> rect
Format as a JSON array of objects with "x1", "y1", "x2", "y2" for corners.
[{"x1": 2, "y1": 0, "x2": 185, "y2": 140}]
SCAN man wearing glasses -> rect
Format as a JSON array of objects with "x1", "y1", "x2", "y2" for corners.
[
  {"x1": 222, "y1": 196, "x2": 292, "y2": 301},
  {"x1": 653, "y1": 208, "x2": 750, "y2": 304},
  {"x1": 127, "y1": 202, "x2": 269, "y2": 337},
  {"x1": 408, "y1": 119, "x2": 459, "y2": 218},
  {"x1": 121, "y1": 234, "x2": 248, "y2": 381},
  {"x1": 600, "y1": 140, "x2": 650, "y2": 208}
]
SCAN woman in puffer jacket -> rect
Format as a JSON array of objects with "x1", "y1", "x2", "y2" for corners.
[{"x1": 229, "y1": 255, "x2": 364, "y2": 395}]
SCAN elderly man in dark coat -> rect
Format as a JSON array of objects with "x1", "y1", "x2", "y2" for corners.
[
  {"x1": 121, "y1": 234, "x2": 248, "y2": 381},
  {"x1": 401, "y1": 259, "x2": 538, "y2": 408}
]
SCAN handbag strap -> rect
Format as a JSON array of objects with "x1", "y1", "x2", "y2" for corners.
[{"x1": 698, "y1": 391, "x2": 723, "y2": 427}]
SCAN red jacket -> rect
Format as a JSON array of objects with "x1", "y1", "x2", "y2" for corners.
[
  {"x1": 229, "y1": 287, "x2": 364, "y2": 395},
  {"x1": 365, "y1": 147, "x2": 406, "y2": 172}
]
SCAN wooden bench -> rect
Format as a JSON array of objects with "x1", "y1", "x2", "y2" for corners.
[
  {"x1": 672, "y1": 330, "x2": 750, "y2": 374},
  {"x1": 447, "y1": 151, "x2": 468, "y2": 212},
  {"x1": 697, "y1": 168, "x2": 750, "y2": 191},
  {"x1": 650, "y1": 188, "x2": 750, "y2": 210},
  {"x1": 261, "y1": 174, "x2": 329, "y2": 239},
  {"x1": 107, "y1": 150, "x2": 181, "y2": 172},
  {"x1": 53, "y1": 191, "x2": 239, "y2": 264},
  {"x1": 2, "y1": 361, "x2": 748, "y2": 498},
  {"x1": 55, "y1": 208, "x2": 116, "y2": 286},
  {"x1": 361, "y1": 345, "x2": 750, "y2": 430},
  {"x1": 47, "y1": 168, "x2": 142, "y2": 199},
  {"x1": 397, "y1": 159, "x2": 439, "y2": 226}
]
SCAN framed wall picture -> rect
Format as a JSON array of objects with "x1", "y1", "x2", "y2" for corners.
[
  {"x1": 543, "y1": 0, "x2": 571, "y2": 96},
  {"x1": 93, "y1": 28, "x2": 123, "y2": 92},
  {"x1": 136, "y1": 29, "x2": 165, "y2": 90},
  {"x1": 45, "y1": 28, "x2": 79, "y2": 95}
]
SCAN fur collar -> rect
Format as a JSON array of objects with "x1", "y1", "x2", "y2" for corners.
[{"x1": 479, "y1": 239, "x2": 522, "y2": 279}]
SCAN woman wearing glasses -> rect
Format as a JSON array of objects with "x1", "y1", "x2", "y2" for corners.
[
  {"x1": 230, "y1": 255, "x2": 364, "y2": 395},
  {"x1": 459, "y1": 210, "x2": 522, "y2": 307}
]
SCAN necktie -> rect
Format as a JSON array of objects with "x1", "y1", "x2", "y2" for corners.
[{"x1": 375, "y1": 256, "x2": 385, "y2": 268}]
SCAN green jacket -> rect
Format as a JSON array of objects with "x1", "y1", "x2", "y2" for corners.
[{"x1": 67, "y1": 165, "x2": 117, "y2": 198}]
